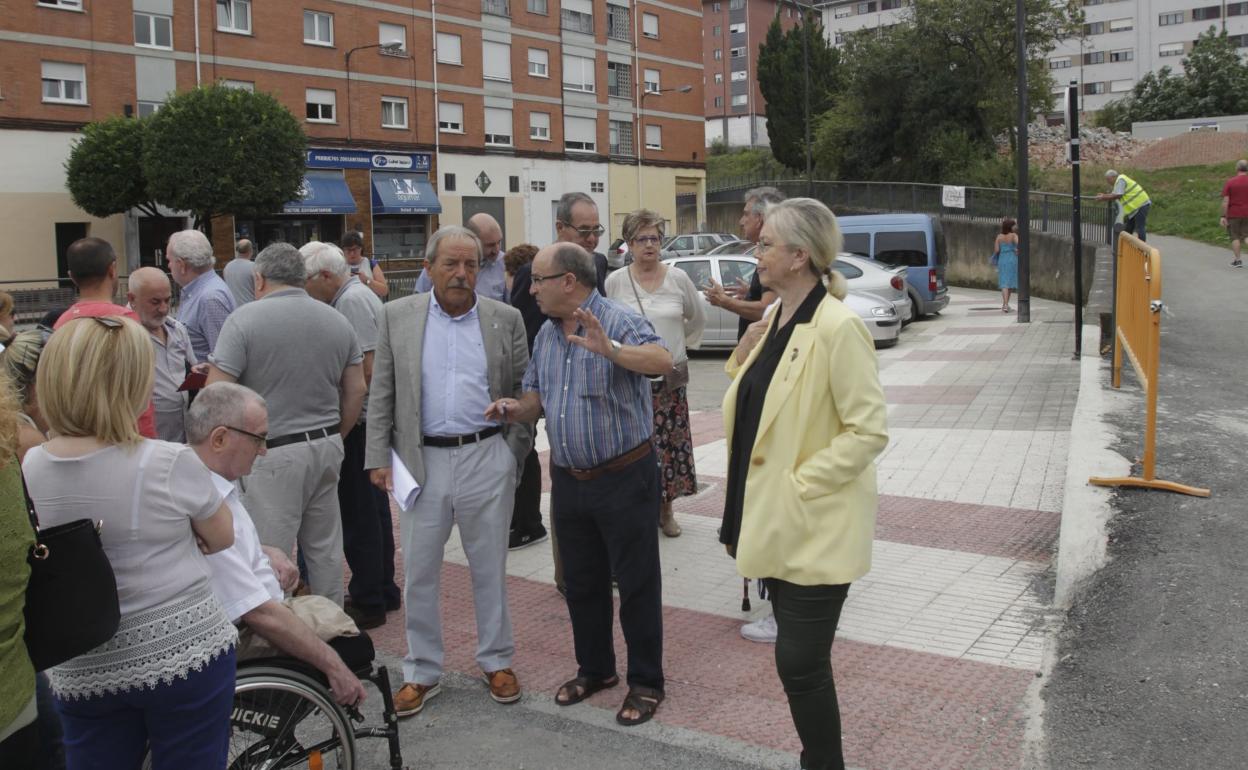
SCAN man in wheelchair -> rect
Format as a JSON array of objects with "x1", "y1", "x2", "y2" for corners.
[{"x1": 187, "y1": 382, "x2": 369, "y2": 707}]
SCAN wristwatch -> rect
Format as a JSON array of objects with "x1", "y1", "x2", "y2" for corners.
[{"x1": 609, "y1": 339, "x2": 622, "y2": 359}]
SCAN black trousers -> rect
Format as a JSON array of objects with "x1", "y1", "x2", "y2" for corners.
[
  {"x1": 550, "y1": 450, "x2": 664, "y2": 691},
  {"x1": 337, "y1": 422, "x2": 399, "y2": 612},
  {"x1": 768, "y1": 579, "x2": 851, "y2": 770},
  {"x1": 510, "y1": 447, "x2": 545, "y2": 536}
]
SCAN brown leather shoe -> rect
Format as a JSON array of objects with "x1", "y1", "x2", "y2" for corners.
[
  {"x1": 394, "y1": 682, "x2": 440, "y2": 717},
  {"x1": 659, "y1": 503, "x2": 682, "y2": 538},
  {"x1": 483, "y1": 668, "x2": 522, "y2": 704}
]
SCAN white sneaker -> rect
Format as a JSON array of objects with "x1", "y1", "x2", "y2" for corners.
[{"x1": 740, "y1": 613, "x2": 778, "y2": 643}]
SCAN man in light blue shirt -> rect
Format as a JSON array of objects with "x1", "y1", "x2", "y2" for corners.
[
  {"x1": 169, "y1": 229, "x2": 236, "y2": 360},
  {"x1": 414, "y1": 213, "x2": 508, "y2": 304}
]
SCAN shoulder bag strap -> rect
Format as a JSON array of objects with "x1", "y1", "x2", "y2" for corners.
[
  {"x1": 626, "y1": 267, "x2": 648, "y2": 320},
  {"x1": 20, "y1": 469, "x2": 40, "y2": 534}
]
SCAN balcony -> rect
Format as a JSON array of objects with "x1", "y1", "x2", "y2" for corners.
[
  {"x1": 607, "y1": 63, "x2": 632, "y2": 98},
  {"x1": 607, "y1": 4, "x2": 631, "y2": 42},
  {"x1": 482, "y1": 0, "x2": 510, "y2": 16},
  {"x1": 561, "y1": 9, "x2": 594, "y2": 34}
]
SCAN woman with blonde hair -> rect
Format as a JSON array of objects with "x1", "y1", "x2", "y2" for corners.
[
  {"x1": 721, "y1": 198, "x2": 888, "y2": 770},
  {"x1": 605, "y1": 209, "x2": 706, "y2": 537},
  {"x1": 22, "y1": 316, "x2": 238, "y2": 770}
]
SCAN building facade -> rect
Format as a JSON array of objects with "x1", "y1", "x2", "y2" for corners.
[
  {"x1": 0, "y1": 0, "x2": 705, "y2": 282},
  {"x1": 702, "y1": 0, "x2": 798, "y2": 148}
]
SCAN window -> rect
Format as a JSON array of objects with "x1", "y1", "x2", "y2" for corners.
[
  {"x1": 485, "y1": 107, "x2": 513, "y2": 145},
  {"x1": 834, "y1": 32, "x2": 844, "y2": 45},
  {"x1": 1084, "y1": 21, "x2": 1104, "y2": 35},
  {"x1": 483, "y1": 0, "x2": 510, "y2": 17},
  {"x1": 531, "y1": 180, "x2": 547, "y2": 192},
  {"x1": 720, "y1": 259, "x2": 755, "y2": 287},
  {"x1": 591, "y1": 181, "x2": 604, "y2": 193},
  {"x1": 445, "y1": 173, "x2": 456, "y2": 191},
  {"x1": 644, "y1": 68, "x2": 660, "y2": 93},
  {"x1": 438, "y1": 102, "x2": 464, "y2": 132},
  {"x1": 222, "y1": 79, "x2": 254, "y2": 91},
  {"x1": 1192, "y1": 6, "x2": 1220, "y2": 21},
  {"x1": 527, "y1": 0, "x2": 547, "y2": 14},
  {"x1": 713, "y1": 25, "x2": 721, "y2": 36},
  {"x1": 881, "y1": 0, "x2": 901, "y2": 9},
  {"x1": 381, "y1": 96, "x2": 408, "y2": 128},
  {"x1": 609, "y1": 120, "x2": 633, "y2": 155},
  {"x1": 1083, "y1": 81, "x2": 1105, "y2": 95},
  {"x1": 303, "y1": 11, "x2": 333, "y2": 46},
  {"x1": 217, "y1": 0, "x2": 251, "y2": 34},
  {"x1": 607, "y1": 61, "x2": 632, "y2": 97},
  {"x1": 1110, "y1": 79, "x2": 1133, "y2": 92},
  {"x1": 1049, "y1": 56, "x2": 1072, "y2": 69},
  {"x1": 528, "y1": 48, "x2": 549, "y2": 77},
  {"x1": 1109, "y1": 48, "x2": 1133, "y2": 62},
  {"x1": 713, "y1": 2, "x2": 721, "y2": 11},
  {"x1": 857, "y1": 1, "x2": 877, "y2": 13},
  {"x1": 37, "y1": 0, "x2": 83, "y2": 8},
  {"x1": 835, "y1": 6, "x2": 852, "y2": 18},
  {"x1": 730, "y1": 47, "x2": 746, "y2": 58},
  {"x1": 437, "y1": 33, "x2": 462, "y2": 65},
  {"x1": 713, "y1": 48, "x2": 722, "y2": 60},
  {"x1": 714, "y1": 73, "x2": 723, "y2": 83},
  {"x1": 874, "y1": 231, "x2": 927, "y2": 267},
  {"x1": 41, "y1": 61, "x2": 86, "y2": 104},
  {"x1": 510, "y1": 176, "x2": 520, "y2": 193},
  {"x1": 731, "y1": 93, "x2": 747, "y2": 106},
  {"x1": 729, "y1": 0, "x2": 744, "y2": 9},
  {"x1": 562, "y1": 54, "x2": 595, "y2": 92},
  {"x1": 642, "y1": 12, "x2": 659, "y2": 38},
  {"x1": 1083, "y1": 51, "x2": 1105, "y2": 64},
  {"x1": 561, "y1": 0, "x2": 594, "y2": 34},
  {"x1": 564, "y1": 115, "x2": 597, "y2": 152},
  {"x1": 1230, "y1": 3, "x2": 1248, "y2": 17},
  {"x1": 672, "y1": 258, "x2": 711, "y2": 286},
  {"x1": 1159, "y1": 42, "x2": 1185, "y2": 57},
  {"x1": 305, "y1": 88, "x2": 336, "y2": 122},
  {"x1": 713, "y1": 95, "x2": 723, "y2": 107},
  {"x1": 644, "y1": 124, "x2": 661, "y2": 150},
  {"x1": 607, "y1": 4, "x2": 631, "y2": 41},
  {"x1": 1108, "y1": 18, "x2": 1132, "y2": 32},
  {"x1": 379, "y1": 23, "x2": 407, "y2": 52},
  {"x1": 729, "y1": 22, "x2": 745, "y2": 34},
  {"x1": 730, "y1": 69, "x2": 747, "y2": 81},
  {"x1": 483, "y1": 41, "x2": 511, "y2": 82},
  {"x1": 1159, "y1": 11, "x2": 1183, "y2": 25},
  {"x1": 137, "y1": 100, "x2": 162, "y2": 117},
  {"x1": 134, "y1": 12, "x2": 173, "y2": 49},
  {"x1": 530, "y1": 111, "x2": 551, "y2": 140}
]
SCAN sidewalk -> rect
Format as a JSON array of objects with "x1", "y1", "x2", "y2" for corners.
[{"x1": 360, "y1": 288, "x2": 1082, "y2": 769}]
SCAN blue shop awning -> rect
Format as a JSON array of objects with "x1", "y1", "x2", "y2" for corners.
[
  {"x1": 371, "y1": 172, "x2": 442, "y2": 215},
  {"x1": 283, "y1": 170, "x2": 357, "y2": 214}
]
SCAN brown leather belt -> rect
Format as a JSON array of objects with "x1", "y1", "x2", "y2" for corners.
[{"x1": 562, "y1": 441, "x2": 653, "y2": 482}]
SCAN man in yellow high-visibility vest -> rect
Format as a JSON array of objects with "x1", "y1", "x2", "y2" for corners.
[{"x1": 1097, "y1": 169, "x2": 1152, "y2": 242}]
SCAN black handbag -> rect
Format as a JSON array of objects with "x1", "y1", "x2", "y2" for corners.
[{"x1": 21, "y1": 473, "x2": 121, "y2": 672}]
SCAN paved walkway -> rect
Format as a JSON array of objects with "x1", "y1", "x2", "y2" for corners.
[{"x1": 360, "y1": 288, "x2": 1081, "y2": 769}]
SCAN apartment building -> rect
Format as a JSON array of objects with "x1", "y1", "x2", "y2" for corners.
[
  {"x1": 818, "y1": 0, "x2": 1248, "y2": 115},
  {"x1": 702, "y1": 0, "x2": 799, "y2": 148},
  {"x1": 0, "y1": 0, "x2": 705, "y2": 282}
]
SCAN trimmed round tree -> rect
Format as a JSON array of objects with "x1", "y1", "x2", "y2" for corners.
[{"x1": 65, "y1": 115, "x2": 161, "y2": 219}]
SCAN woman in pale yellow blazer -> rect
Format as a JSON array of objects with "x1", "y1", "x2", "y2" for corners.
[{"x1": 720, "y1": 198, "x2": 888, "y2": 770}]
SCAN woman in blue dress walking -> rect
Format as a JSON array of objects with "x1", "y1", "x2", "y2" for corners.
[{"x1": 993, "y1": 217, "x2": 1019, "y2": 313}]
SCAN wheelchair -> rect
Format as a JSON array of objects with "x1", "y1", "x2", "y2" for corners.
[{"x1": 226, "y1": 633, "x2": 405, "y2": 769}]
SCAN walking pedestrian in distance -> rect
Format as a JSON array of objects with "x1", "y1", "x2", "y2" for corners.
[
  {"x1": 722, "y1": 198, "x2": 888, "y2": 770},
  {"x1": 993, "y1": 218, "x2": 1020, "y2": 313},
  {"x1": 1221, "y1": 159, "x2": 1248, "y2": 268}
]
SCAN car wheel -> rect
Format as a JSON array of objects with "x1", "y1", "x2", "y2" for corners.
[{"x1": 910, "y1": 295, "x2": 921, "y2": 320}]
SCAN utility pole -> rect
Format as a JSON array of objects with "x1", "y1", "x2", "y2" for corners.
[
  {"x1": 801, "y1": 0, "x2": 813, "y2": 196},
  {"x1": 1068, "y1": 81, "x2": 1083, "y2": 357},
  {"x1": 1015, "y1": 0, "x2": 1031, "y2": 323}
]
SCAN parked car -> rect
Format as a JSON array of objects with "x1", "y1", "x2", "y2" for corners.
[
  {"x1": 663, "y1": 255, "x2": 900, "y2": 349},
  {"x1": 836, "y1": 213, "x2": 950, "y2": 318},
  {"x1": 607, "y1": 238, "x2": 629, "y2": 269},
  {"x1": 705, "y1": 240, "x2": 757, "y2": 256},
  {"x1": 660, "y1": 232, "x2": 739, "y2": 257},
  {"x1": 832, "y1": 253, "x2": 913, "y2": 325}
]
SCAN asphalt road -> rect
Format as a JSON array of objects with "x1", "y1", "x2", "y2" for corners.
[{"x1": 1042, "y1": 235, "x2": 1248, "y2": 768}]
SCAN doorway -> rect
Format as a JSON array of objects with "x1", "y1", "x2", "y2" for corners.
[{"x1": 54, "y1": 222, "x2": 89, "y2": 287}]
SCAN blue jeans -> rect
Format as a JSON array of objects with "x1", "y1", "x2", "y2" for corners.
[
  {"x1": 54, "y1": 648, "x2": 236, "y2": 770},
  {"x1": 1125, "y1": 202, "x2": 1150, "y2": 242}
]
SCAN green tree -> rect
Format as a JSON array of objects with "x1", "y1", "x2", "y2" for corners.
[
  {"x1": 65, "y1": 116, "x2": 162, "y2": 219},
  {"x1": 143, "y1": 84, "x2": 306, "y2": 227},
  {"x1": 1111, "y1": 29, "x2": 1248, "y2": 124},
  {"x1": 756, "y1": 11, "x2": 842, "y2": 171}
]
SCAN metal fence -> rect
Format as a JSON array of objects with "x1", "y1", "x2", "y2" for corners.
[{"x1": 707, "y1": 177, "x2": 1114, "y2": 246}]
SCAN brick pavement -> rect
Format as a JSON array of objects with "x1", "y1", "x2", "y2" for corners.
[{"x1": 362, "y1": 289, "x2": 1079, "y2": 769}]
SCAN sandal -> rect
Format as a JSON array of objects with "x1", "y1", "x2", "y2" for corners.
[
  {"x1": 615, "y1": 685, "x2": 665, "y2": 726},
  {"x1": 555, "y1": 674, "x2": 619, "y2": 706}
]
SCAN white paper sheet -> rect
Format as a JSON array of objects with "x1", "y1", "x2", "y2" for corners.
[{"x1": 390, "y1": 449, "x2": 422, "y2": 512}]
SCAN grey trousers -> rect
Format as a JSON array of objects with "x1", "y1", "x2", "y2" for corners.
[
  {"x1": 241, "y1": 435, "x2": 346, "y2": 605},
  {"x1": 400, "y1": 434, "x2": 516, "y2": 685}
]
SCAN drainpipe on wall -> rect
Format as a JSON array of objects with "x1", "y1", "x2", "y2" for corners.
[
  {"x1": 430, "y1": 0, "x2": 442, "y2": 222},
  {"x1": 193, "y1": 0, "x2": 202, "y2": 84},
  {"x1": 635, "y1": 0, "x2": 643, "y2": 209}
]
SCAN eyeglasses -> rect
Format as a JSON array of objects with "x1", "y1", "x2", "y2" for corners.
[
  {"x1": 224, "y1": 425, "x2": 268, "y2": 445},
  {"x1": 530, "y1": 271, "x2": 570, "y2": 285},
  {"x1": 632, "y1": 236, "x2": 662, "y2": 245},
  {"x1": 561, "y1": 223, "x2": 605, "y2": 238}
]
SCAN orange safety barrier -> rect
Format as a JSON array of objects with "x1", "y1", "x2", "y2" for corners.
[{"x1": 1089, "y1": 232, "x2": 1209, "y2": 497}]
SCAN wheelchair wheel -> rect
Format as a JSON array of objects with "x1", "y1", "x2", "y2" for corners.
[{"x1": 228, "y1": 665, "x2": 356, "y2": 770}]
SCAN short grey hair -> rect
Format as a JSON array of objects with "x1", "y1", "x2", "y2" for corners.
[
  {"x1": 550, "y1": 243, "x2": 598, "y2": 288},
  {"x1": 1105, "y1": 169, "x2": 1119, "y2": 179},
  {"x1": 744, "y1": 186, "x2": 787, "y2": 216},
  {"x1": 621, "y1": 209, "x2": 666, "y2": 243},
  {"x1": 236, "y1": 239, "x2": 253, "y2": 258},
  {"x1": 425, "y1": 225, "x2": 482, "y2": 267},
  {"x1": 168, "y1": 230, "x2": 215, "y2": 271},
  {"x1": 556, "y1": 192, "x2": 596, "y2": 226},
  {"x1": 1237, "y1": 159, "x2": 1248, "y2": 173},
  {"x1": 185, "y1": 382, "x2": 266, "y2": 445},
  {"x1": 255, "y1": 242, "x2": 307, "y2": 286},
  {"x1": 300, "y1": 241, "x2": 349, "y2": 279}
]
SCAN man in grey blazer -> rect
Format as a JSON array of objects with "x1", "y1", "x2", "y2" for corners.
[{"x1": 365, "y1": 225, "x2": 532, "y2": 718}]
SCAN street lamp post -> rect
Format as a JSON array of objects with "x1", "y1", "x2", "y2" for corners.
[
  {"x1": 1014, "y1": 0, "x2": 1030, "y2": 323},
  {"x1": 345, "y1": 41, "x2": 404, "y2": 144},
  {"x1": 636, "y1": 84, "x2": 693, "y2": 207}
]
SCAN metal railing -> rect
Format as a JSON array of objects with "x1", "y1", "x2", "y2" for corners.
[
  {"x1": 607, "y1": 4, "x2": 631, "y2": 41},
  {"x1": 707, "y1": 177, "x2": 1115, "y2": 245}
]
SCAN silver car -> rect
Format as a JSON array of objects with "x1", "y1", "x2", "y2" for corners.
[
  {"x1": 832, "y1": 253, "x2": 913, "y2": 325},
  {"x1": 663, "y1": 255, "x2": 900, "y2": 349},
  {"x1": 660, "y1": 233, "x2": 739, "y2": 258}
]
